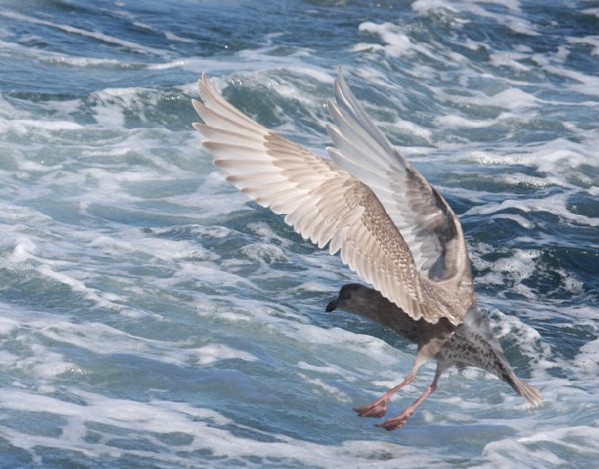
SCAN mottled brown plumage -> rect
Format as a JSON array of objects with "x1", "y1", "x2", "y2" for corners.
[
  {"x1": 192, "y1": 70, "x2": 543, "y2": 430},
  {"x1": 326, "y1": 284, "x2": 542, "y2": 430}
]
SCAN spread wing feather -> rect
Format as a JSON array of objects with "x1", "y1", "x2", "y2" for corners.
[
  {"x1": 327, "y1": 70, "x2": 471, "y2": 285},
  {"x1": 193, "y1": 73, "x2": 468, "y2": 325}
]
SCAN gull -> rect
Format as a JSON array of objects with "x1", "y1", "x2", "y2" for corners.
[{"x1": 192, "y1": 70, "x2": 543, "y2": 430}]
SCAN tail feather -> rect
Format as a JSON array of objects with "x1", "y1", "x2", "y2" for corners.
[
  {"x1": 507, "y1": 373, "x2": 544, "y2": 407},
  {"x1": 462, "y1": 308, "x2": 544, "y2": 408}
]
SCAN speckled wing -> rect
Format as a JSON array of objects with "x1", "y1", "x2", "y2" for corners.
[
  {"x1": 326, "y1": 70, "x2": 472, "y2": 301},
  {"x1": 193, "y1": 73, "x2": 462, "y2": 325}
]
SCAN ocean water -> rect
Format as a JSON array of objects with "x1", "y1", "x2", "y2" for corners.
[{"x1": 0, "y1": 0, "x2": 597, "y2": 467}]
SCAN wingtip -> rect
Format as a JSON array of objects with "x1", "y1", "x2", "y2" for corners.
[
  {"x1": 334, "y1": 66, "x2": 346, "y2": 89},
  {"x1": 197, "y1": 73, "x2": 207, "y2": 93},
  {"x1": 191, "y1": 98, "x2": 203, "y2": 112},
  {"x1": 197, "y1": 72, "x2": 217, "y2": 102},
  {"x1": 193, "y1": 73, "x2": 211, "y2": 128}
]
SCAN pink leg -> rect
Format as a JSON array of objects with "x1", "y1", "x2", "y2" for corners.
[
  {"x1": 354, "y1": 366, "x2": 420, "y2": 418},
  {"x1": 377, "y1": 365, "x2": 445, "y2": 431}
]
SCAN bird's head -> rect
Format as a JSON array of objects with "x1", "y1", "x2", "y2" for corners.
[{"x1": 326, "y1": 283, "x2": 376, "y2": 314}]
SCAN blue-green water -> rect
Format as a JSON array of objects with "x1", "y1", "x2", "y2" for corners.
[{"x1": 0, "y1": 1, "x2": 597, "y2": 467}]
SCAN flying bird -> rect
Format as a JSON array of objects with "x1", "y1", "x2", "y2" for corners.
[{"x1": 192, "y1": 70, "x2": 543, "y2": 430}]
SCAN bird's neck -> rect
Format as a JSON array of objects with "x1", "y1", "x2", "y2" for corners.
[
  {"x1": 343, "y1": 288, "x2": 402, "y2": 329},
  {"x1": 343, "y1": 288, "x2": 454, "y2": 344}
]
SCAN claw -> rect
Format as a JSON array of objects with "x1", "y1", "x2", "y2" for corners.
[
  {"x1": 352, "y1": 367, "x2": 419, "y2": 419},
  {"x1": 374, "y1": 375, "x2": 441, "y2": 430},
  {"x1": 376, "y1": 412, "x2": 411, "y2": 431},
  {"x1": 354, "y1": 398, "x2": 389, "y2": 418}
]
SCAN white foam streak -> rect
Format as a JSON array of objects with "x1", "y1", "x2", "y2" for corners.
[
  {"x1": 0, "y1": 10, "x2": 171, "y2": 58},
  {"x1": 466, "y1": 192, "x2": 599, "y2": 227},
  {"x1": 355, "y1": 22, "x2": 441, "y2": 59},
  {"x1": 435, "y1": 112, "x2": 515, "y2": 129},
  {"x1": 411, "y1": 0, "x2": 539, "y2": 36},
  {"x1": 574, "y1": 336, "x2": 599, "y2": 376},
  {"x1": 0, "y1": 386, "x2": 447, "y2": 467},
  {"x1": 483, "y1": 426, "x2": 599, "y2": 467}
]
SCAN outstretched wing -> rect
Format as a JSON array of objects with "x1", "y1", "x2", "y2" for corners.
[
  {"x1": 327, "y1": 69, "x2": 472, "y2": 290},
  {"x1": 193, "y1": 73, "x2": 464, "y2": 325}
]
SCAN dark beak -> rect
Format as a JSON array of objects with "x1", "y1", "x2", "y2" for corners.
[{"x1": 325, "y1": 299, "x2": 338, "y2": 312}]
